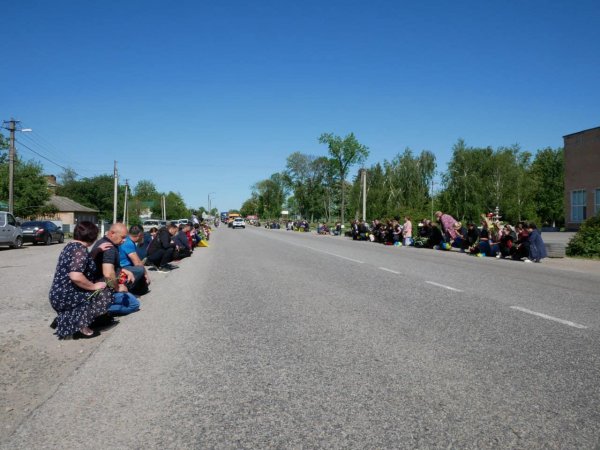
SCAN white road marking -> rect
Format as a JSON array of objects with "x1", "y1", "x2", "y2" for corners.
[
  {"x1": 425, "y1": 281, "x2": 463, "y2": 292},
  {"x1": 510, "y1": 306, "x2": 588, "y2": 329},
  {"x1": 308, "y1": 247, "x2": 364, "y2": 264},
  {"x1": 259, "y1": 232, "x2": 365, "y2": 264},
  {"x1": 379, "y1": 267, "x2": 401, "y2": 274}
]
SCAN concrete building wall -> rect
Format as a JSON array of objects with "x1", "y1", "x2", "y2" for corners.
[{"x1": 563, "y1": 126, "x2": 600, "y2": 229}]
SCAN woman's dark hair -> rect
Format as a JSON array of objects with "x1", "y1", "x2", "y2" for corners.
[
  {"x1": 149, "y1": 227, "x2": 158, "y2": 233},
  {"x1": 74, "y1": 221, "x2": 99, "y2": 244}
]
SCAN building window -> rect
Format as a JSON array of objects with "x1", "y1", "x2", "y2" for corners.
[
  {"x1": 571, "y1": 190, "x2": 587, "y2": 223},
  {"x1": 595, "y1": 189, "x2": 600, "y2": 215}
]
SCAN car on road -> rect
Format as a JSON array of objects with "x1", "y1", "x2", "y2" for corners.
[
  {"x1": 20, "y1": 221, "x2": 64, "y2": 245},
  {"x1": 231, "y1": 217, "x2": 245, "y2": 229},
  {"x1": 0, "y1": 211, "x2": 23, "y2": 249}
]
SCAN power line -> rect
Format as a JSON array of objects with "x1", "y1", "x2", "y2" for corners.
[
  {"x1": 17, "y1": 132, "x2": 102, "y2": 178},
  {"x1": 19, "y1": 132, "x2": 69, "y2": 165},
  {"x1": 18, "y1": 123, "x2": 110, "y2": 178},
  {"x1": 14, "y1": 139, "x2": 72, "y2": 172},
  {"x1": 19, "y1": 133, "x2": 76, "y2": 172}
]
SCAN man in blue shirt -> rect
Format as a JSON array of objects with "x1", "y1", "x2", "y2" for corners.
[{"x1": 119, "y1": 225, "x2": 151, "y2": 295}]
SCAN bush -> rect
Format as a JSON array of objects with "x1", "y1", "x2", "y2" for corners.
[{"x1": 566, "y1": 214, "x2": 600, "y2": 258}]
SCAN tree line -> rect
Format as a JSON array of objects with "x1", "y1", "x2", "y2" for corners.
[
  {"x1": 57, "y1": 170, "x2": 195, "y2": 221},
  {"x1": 0, "y1": 133, "x2": 199, "y2": 221},
  {"x1": 240, "y1": 133, "x2": 564, "y2": 227},
  {"x1": 0, "y1": 134, "x2": 54, "y2": 217}
]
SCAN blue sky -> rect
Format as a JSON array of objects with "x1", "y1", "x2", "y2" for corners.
[{"x1": 2, "y1": 0, "x2": 599, "y2": 212}]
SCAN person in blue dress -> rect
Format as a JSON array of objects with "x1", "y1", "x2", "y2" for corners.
[
  {"x1": 527, "y1": 222, "x2": 548, "y2": 263},
  {"x1": 48, "y1": 221, "x2": 113, "y2": 339}
]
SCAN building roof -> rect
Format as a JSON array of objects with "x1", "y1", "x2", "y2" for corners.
[
  {"x1": 47, "y1": 195, "x2": 98, "y2": 213},
  {"x1": 563, "y1": 125, "x2": 600, "y2": 138}
]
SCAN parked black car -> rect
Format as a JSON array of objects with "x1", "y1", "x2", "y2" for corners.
[{"x1": 20, "y1": 221, "x2": 65, "y2": 245}]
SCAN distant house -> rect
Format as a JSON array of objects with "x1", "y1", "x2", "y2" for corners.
[
  {"x1": 563, "y1": 126, "x2": 600, "y2": 229},
  {"x1": 42, "y1": 195, "x2": 99, "y2": 230}
]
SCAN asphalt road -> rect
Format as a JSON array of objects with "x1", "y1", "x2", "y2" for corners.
[{"x1": 3, "y1": 227, "x2": 600, "y2": 449}]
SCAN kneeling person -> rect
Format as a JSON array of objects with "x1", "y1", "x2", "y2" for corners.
[
  {"x1": 91, "y1": 223, "x2": 140, "y2": 315},
  {"x1": 119, "y1": 224, "x2": 151, "y2": 295},
  {"x1": 170, "y1": 224, "x2": 191, "y2": 260}
]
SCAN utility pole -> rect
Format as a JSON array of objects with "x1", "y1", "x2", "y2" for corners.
[
  {"x1": 2, "y1": 119, "x2": 32, "y2": 216},
  {"x1": 123, "y1": 179, "x2": 129, "y2": 227},
  {"x1": 431, "y1": 177, "x2": 433, "y2": 221},
  {"x1": 361, "y1": 168, "x2": 367, "y2": 222},
  {"x1": 7, "y1": 119, "x2": 17, "y2": 215},
  {"x1": 161, "y1": 195, "x2": 166, "y2": 221},
  {"x1": 208, "y1": 192, "x2": 215, "y2": 218},
  {"x1": 431, "y1": 177, "x2": 435, "y2": 221},
  {"x1": 113, "y1": 161, "x2": 118, "y2": 224}
]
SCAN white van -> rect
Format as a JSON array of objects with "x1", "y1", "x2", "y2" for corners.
[
  {"x1": 0, "y1": 211, "x2": 23, "y2": 248},
  {"x1": 142, "y1": 219, "x2": 161, "y2": 232}
]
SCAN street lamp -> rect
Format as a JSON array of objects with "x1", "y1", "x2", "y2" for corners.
[
  {"x1": 208, "y1": 192, "x2": 215, "y2": 217},
  {"x1": 2, "y1": 119, "x2": 32, "y2": 215}
]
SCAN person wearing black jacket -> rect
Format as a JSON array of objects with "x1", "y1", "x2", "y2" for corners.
[
  {"x1": 427, "y1": 223, "x2": 445, "y2": 248},
  {"x1": 172, "y1": 225, "x2": 192, "y2": 260},
  {"x1": 146, "y1": 226, "x2": 175, "y2": 272}
]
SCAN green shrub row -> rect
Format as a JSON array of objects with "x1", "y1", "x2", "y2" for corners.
[{"x1": 566, "y1": 215, "x2": 600, "y2": 258}]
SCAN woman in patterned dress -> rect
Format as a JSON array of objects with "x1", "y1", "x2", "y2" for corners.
[{"x1": 49, "y1": 221, "x2": 112, "y2": 339}]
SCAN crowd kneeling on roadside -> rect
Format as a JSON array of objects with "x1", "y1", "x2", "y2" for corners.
[{"x1": 48, "y1": 219, "x2": 211, "y2": 340}]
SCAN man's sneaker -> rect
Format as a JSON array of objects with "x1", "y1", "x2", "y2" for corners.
[
  {"x1": 523, "y1": 258, "x2": 532, "y2": 263},
  {"x1": 157, "y1": 266, "x2": 171, "y2": 273}
]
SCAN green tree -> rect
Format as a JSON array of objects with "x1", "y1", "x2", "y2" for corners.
[
  {"x1": 0, "y1": 156, "x2": 51, "y2": 218},
  {"x1": 531, "y1": 147, "x2": 564, "y2": 227},
  {"x1": 384, "y1": 148, "x2": 436, "y2": 218},
  {"x1": 364, "y1": 162, "x2": 388, "y2": 219},
  {"x1": 134, "y1": 180, "x2": 160, "y2": 201},
  {"x1": 131, "y1": 179, "x2": 161, "y2": 219},
  {"x1": 318, "y1": 132, "x2": 369, "y2": 226},
  {"x1": 350, "y1": 149, "x2": 436, "y2": 222},
  {"x1": 252, "y1": 173, "x2": 286, "y2": 219},
  {"x1": 240, "y1": 194, "x2": 260, "y2": 217},
  {"x1": 284, "y1": 152, "x2": 331, "y2": 222},
  {"x1": 58, "y1": 167, "x2": 78, "y2": 185},
  {"x1": 163, "y1": 191, "x2": 189, "y2": 219},
  {"x1": 321, "y1": 158, "x2": 340, "y2": 223},
  {"x1": 439, "y1": 140, "x2": 537, "y2": 224},
  {"x1": 483, "y1": 145, "x2": 534, "y2": 222},
  {"x1": 57, "y1": 174, "x2": 125, "y2": 220},
  {"x1": 505, "y1": 149, "x2": 536, "y2": 223},
  {"x1": 440, "y1": 140, "x2": 491, "y2": 221}
]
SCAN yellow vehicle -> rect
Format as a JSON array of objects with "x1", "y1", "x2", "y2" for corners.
[{"x1": 227, "y1": 213, "x2": 241, "y2": 227}]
